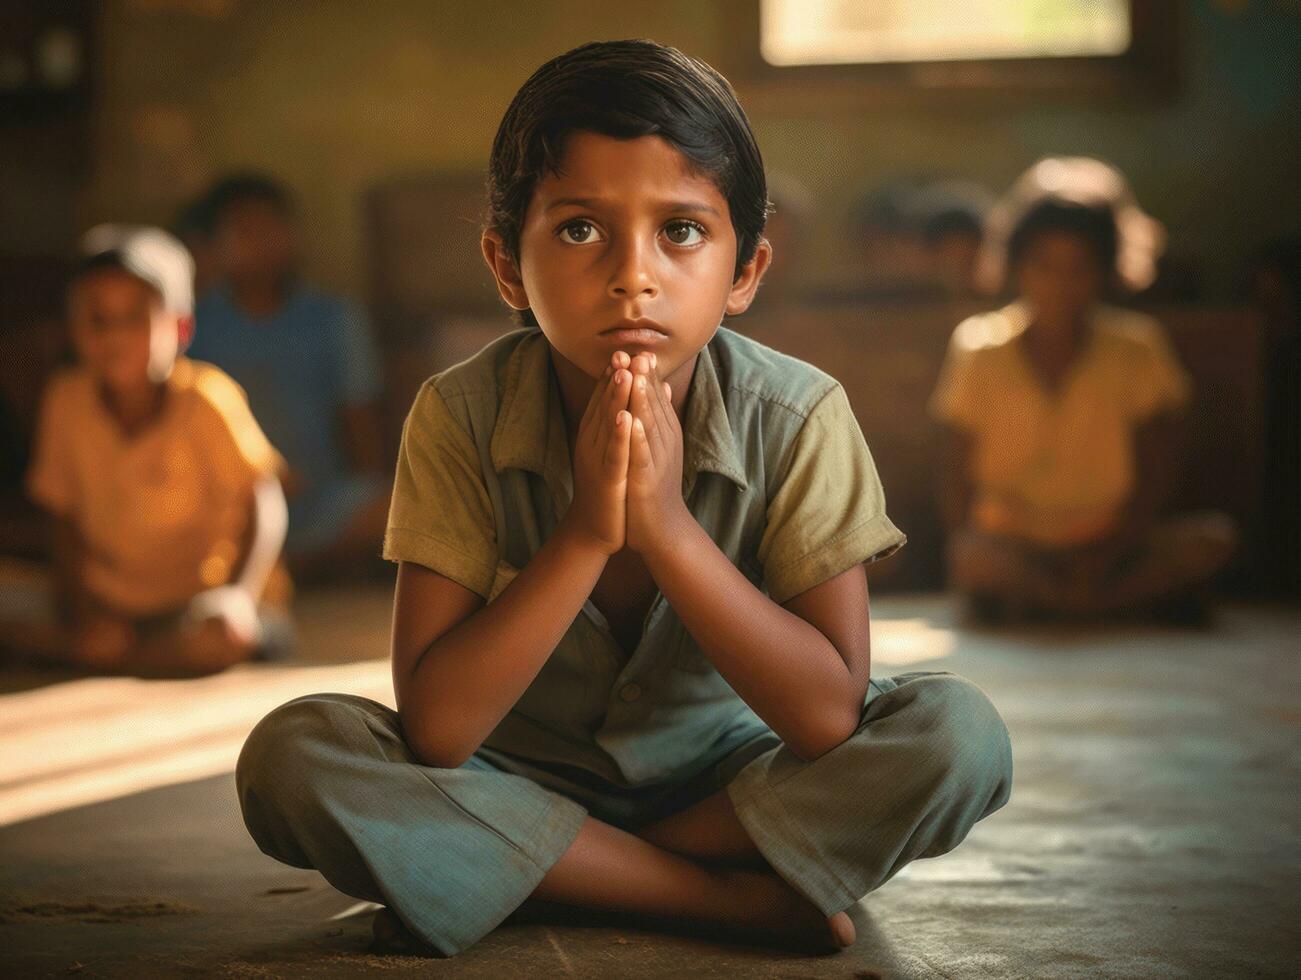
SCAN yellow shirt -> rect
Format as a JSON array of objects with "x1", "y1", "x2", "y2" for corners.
[
  {"x1": 928, "y1": 301, "x2": 1193, "y2": 546},
  {"x1": 26, "y1": 356, "x2": 285, "y2": 616},
  {"x1": 383, "y1": 324, "x2": 906, "y2": 787}
]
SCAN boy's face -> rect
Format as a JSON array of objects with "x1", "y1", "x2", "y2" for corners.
[
  {"x1": 69, "y1": 270, "x2": 180, "y2": 391},
  {"x1": 213, "y1": 198, "x2": 296, "y2": 287},
  {"x1": 486, "y1": 131, "x2": 770, "y2": 381},
  {"x1": 1015, "y1": 231, "x2": 1107, "y2": 328},
  {"x1": 929, "y1": 230, "x2": 980, "y2": 293}
]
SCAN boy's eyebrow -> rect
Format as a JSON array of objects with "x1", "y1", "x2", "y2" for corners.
[{"x1": 543, "y1": 196, "x2": 721, "y2": 218}]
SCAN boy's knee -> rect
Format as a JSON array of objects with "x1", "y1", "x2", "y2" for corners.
[
  {"x1": 236, "y1": 693, "x2": 371, "y2": 806},
  {"x1": 895, "y1": 672, "x2": 1013, "y2": 813}
]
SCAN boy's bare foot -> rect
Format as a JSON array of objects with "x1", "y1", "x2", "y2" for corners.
[
  {"x1": 371, "y1": 907, "x2": 441, "y2": 956},
  {"x1": 371, "y1": 876, "x2": 854, "y2": 958},
  {"x1": 718, "y1": 867, "x2": 856, "y2": 953}
]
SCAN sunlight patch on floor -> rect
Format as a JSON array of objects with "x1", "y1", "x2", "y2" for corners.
[
  {"x1": 872, "y1": 616, "x2": 957, "y2": 665},
  {"x1": 0, "y1": 660, "x2": 393, "y2": 827}
]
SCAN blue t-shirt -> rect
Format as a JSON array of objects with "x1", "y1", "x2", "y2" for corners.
[{"x1": 190, "y1": 282, "x2": 382, "y2": 493}]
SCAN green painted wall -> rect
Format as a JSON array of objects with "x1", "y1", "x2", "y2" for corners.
[{"x1": 53, "y1": 0, "x2": 1301, "y2": 299}]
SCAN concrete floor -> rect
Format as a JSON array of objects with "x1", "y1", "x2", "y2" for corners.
[{"x1": 1, "y1": 590, "x2": 1297, "y2": 978}]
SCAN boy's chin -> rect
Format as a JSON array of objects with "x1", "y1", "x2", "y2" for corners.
[{"x1": 95, "y1": 364, "x2": 158, "y2": 392}]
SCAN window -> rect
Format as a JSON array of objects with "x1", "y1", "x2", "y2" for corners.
[
  {"x1": 719, "y1": 0, "x2": 1178, "y2": 104},
  {"x1": 760, "y1": 1, "x2": 1131, "y2": 67}
]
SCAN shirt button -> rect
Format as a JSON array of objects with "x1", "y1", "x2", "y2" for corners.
[{"x1": 619, "y1": 682, "x2": 642, "y2": 702}]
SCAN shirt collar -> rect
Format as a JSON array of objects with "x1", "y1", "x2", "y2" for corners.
[
  {"x1": 1003, "y1": 299, "x2": 1105, "y2": 367},
  {"x1": 490, "y1": 328, "x2": 749, "y2": 501}
]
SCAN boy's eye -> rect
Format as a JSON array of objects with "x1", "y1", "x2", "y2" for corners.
[
  {"x1": 555, "y1": 218, "x2": 708, "y2": 247},
  {"x1": 557, "y1": 220, "x2": 600, "y2": 245},
  {"x1": 665, "y1": 220, "x2": 706, "y2": 246}
]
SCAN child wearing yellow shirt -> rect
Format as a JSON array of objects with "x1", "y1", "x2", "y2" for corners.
[
  {"x1": 16, "y1": 225, "x2": 293, "y2": 674},
  {"x1": 931, "y1": 158, "x2": 1239, "y2": 623}
]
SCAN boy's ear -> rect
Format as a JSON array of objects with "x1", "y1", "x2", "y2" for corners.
[
  {"x1": 176, "y1": 313, "x2": 195, "y2": 351},
  {"x1": 481, "y1": 230, "x2": 530, "y2": 312},
  {"x1": 725, "y1": 237, "x2": 774, "y2": 316}
]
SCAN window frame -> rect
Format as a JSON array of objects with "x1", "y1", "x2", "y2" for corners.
[{"x1": 718, "y1": 0, "x2": 1181, "y2": 109}]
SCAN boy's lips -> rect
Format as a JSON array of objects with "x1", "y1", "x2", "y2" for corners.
[{"x1": 599, "y1": 319, "x2": 669, "y2": 345}]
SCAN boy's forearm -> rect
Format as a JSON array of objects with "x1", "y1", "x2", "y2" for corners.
[
  {"x1": 230, "y1": 476, "x2": 288, "y2": 598},
  {"x1": 400, "y1": 516, "x2": 610, "y2": 768},
  {"x1": 1090, "y1": 412, "x2": 1185, "y2": 559},
  {"x1": 641, "y1": 517, "x2": 863, "y2": 761}
]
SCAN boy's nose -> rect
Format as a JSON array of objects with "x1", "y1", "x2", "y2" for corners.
[{"x1": 607, "y1": 239, "x2": 659, "y2": 300}]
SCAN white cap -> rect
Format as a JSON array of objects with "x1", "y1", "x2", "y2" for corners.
[
  {"x1": 79, "y1": 224, "x2": 196, "y2": 314},
  {"x1": 974, "y1": 156, "x2": 1166, "y2": 295}
]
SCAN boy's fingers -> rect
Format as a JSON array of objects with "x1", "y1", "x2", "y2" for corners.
[
  {"x1": 606, "y1": 408, "x2": 631, "y2": 470},
  {"x1": 645, "y1": 359, "x2": 672, "y2": 440},
  {"x1": 661, "y1": 382, "x2": 676, "y2": 437},
  {"x1": 631, "y1": 415, "x2": 652, "y2": 471},
  {"x1": 639, "y1": 355, "x2": 666, "y2": 423},
  {"x1": 607, "y1": 367, "x2": 631, "y2": 418},
  {"x1": 597, "y1": 367, "x2": 631, "y2": 451},
  {"x1": 590, "y1": 367, "x2": 615, "y2": 448},
  {"x1": 581, "y1": 360, "x2": 615, "y2": 433},
  {"x1": 631, "y1": 372, "x2": 658, "y2": 465},
  {"x1": 635, "y1": 366, "x2": 667, "y2": 455}
]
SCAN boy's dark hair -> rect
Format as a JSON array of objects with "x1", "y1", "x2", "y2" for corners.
[
  {"x1": 923, "y1": 208, "x2": 983, "y2": 247},
  {"x1": 1007, "y1": 198, "x2": 1119, "y2": 275},
  {"x1": 484, "y1": 38, "x2": 772, "y2": 328},
  {"x1": 849, "y1": 183, "x2": 921, "y2": 243},
  {"x1": 172, "y1": 191, "x2": 220, "y2": 241},
  {"x1": 203, "y1": 172, "x2": 295, "y2": 231}
]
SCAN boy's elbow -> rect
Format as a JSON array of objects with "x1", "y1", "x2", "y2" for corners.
[
  {"x1": 790, "y1": 710, "x2": 861, "y2": 762},
  {"x1": 398, "y1": 708, "x2": 476, "y2": 770}
]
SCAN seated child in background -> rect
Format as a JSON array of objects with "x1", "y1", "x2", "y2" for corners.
[
  {"x1": 930, "y1": 157, "x2": 1239, "y2": 624},
  {"x1": 236, "y1": 39, "x2": 1012, "y2": 958},
  {"x1": 188, "y1": 175, "x2": 392, "y2": 584},
  {"x1": 7, "y1": 225, "x2": 293, "y2": 675}
]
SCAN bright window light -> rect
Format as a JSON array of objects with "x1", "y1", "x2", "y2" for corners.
[{"x1": 760, "y1": 0, "x2": 1132, "y2": 66}]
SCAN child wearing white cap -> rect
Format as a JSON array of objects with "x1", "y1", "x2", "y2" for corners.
[{"x1": 10, "y1": 224, "x2": 294, "y2": 674}]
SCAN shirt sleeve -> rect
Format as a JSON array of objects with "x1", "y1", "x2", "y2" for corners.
[
  {"x1": 757, "y1": 384, "x2": 907, "y2": 605},
  {"x1": 382, "y1": 381, "x2": 498, "y2": 598},
  {"x1": 1125, "y1": 320, "x2": 1193, "y2": 422},
  {"x1": 24, "y1": 375, "x2": 76, "y2": 516},
  {"x1": 193, "y1": 367, "x2": 286, "y2": 497},
  {"x1": 331, "y1": 299, "x2": 383, "y2": 404},
  {"x1": 927, "y1": 323, "x2": 984, "y2": 431}
]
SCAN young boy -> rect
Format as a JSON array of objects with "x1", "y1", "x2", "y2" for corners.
[
  {"x1": 931, "y1": 158, "x2": 1239, "y2": 623},
  {"x1": 188, "y1": 174, "x2": 392, "y2": 582},
  {"x1": 14, "y1": 225, "x2": 292, "y2": 675},
  {"x1": 236, "y1": 40, "x2": 1012, "y2": 957}
]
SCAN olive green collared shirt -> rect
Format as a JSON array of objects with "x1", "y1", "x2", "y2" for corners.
[{"x1": 383, "y1": 324, "x2": 906, "y2": 788}]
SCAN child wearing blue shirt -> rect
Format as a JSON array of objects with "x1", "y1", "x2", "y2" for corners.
[
  {"x1": 237, "y1": 39, "x2": 1012, "y2": 957},
  {"x1": 190, "y1": 175, "x2": 391, "y2": 581}
]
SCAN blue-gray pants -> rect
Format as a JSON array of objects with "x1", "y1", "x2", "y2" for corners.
[{"x1": 235, "y1": 670, "x2": 1012, "y2": 956}]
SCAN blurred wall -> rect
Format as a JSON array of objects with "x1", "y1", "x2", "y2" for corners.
[{"x1": 7, "y1": 0, "x2": 1300, "y2": 300}]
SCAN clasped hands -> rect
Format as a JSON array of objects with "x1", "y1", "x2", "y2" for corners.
[{"x1": 567, "y1": 349, "x2": 692, "y2": 559}]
